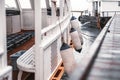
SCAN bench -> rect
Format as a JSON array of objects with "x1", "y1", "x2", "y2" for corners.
[{"x1": 17, "y1": 46, "x2": 35, "y2": 80}]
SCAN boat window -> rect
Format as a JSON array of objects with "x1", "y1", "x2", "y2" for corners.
[
  {"x1": 5, "y1": 0, "x2": 17, "y2": 9},
  {"x1": 19, "y1": 0, "x2": 32, "y2": 9}
]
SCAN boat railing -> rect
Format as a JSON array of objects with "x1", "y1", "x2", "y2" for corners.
[
  {"x1": 101, "y1": 11, "x2": 120, "y2": 17},
  {"x1": 36, "y1": 0, "x2": 72, "y2": 79},
  {"x1": 17, "y1": 0, "x2": 72, "y2": 79},
  {"x1": 41, "y1": 14, "x2": 71, "y2": 49},
  {"x1": 16, "y1": 13, "x2": 71, "y2": 80}
]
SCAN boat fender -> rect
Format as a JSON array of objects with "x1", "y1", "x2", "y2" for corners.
[
  {"x1": 70, "y1": 16, "x2": 83, "y2": 45},
  {"x1": 70, "y1": 28, "x2": 82, "y2": 53},
  {"x1": 60, "y1": 43, "x2": 76, "y2": 75}
]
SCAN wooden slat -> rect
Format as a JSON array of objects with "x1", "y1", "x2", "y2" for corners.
[{"x1": 50, "y1": 62, "x2": 64, "y2": 80}]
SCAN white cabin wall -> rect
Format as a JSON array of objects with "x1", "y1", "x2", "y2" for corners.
[
  {"x1": 42, "y1": 8, "x2": 49, "y2": 29},
  {"x1": 12, "y1": 15, "x2": 21, "y2": 33},
  {"x1": 6, "y1": 15, "x2": 21, "y2": 35},
  {"x1": 22, "y1": 10, "x2": 34, "y2": 30},
  {"x1": 101, "y1": 2, "x2": 120, "y2": 11},
  {"x1": 22, "y1": 9, "x2": 50, "y2": 30},
  {"x1": 6, "y1": 17, "x2": 12, "y2": 34}
]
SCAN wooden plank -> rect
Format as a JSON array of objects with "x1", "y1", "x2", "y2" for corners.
[{"x1": 50, "y1": 62, "x2": 64, "y2": 80}]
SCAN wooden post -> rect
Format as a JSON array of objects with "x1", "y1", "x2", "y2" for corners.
[
  {"x1": 16, "y1": 0, "x2": 23, "y2": 30},
  {"x1": 0, "y1": 0, "x2": 7, "y2": 68},
  {"x1": 97, "y1": 13, "x2": 101, "y2": 29},
  {"x1": 46, "y1": 0, "x2": 50, "y2": 8},
  {"x1": 34, "y1": 0, "x2": 44, "y2": 80},
  {"x1": 60, "y1": 0, "x2": 64, "y2": 18},
  {"x1": 0, "y1": 1, "x2": 12, "y2": 80},
  {"x1": 51, "y1": 0, "x2": 57, "y2": 23}
]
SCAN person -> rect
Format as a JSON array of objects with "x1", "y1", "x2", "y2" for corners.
[{"x1": 97, "y1": 13, "x2": 101, "y2": 29}]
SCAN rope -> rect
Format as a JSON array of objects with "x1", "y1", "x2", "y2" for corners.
[
  {"x1": 82, "y1": 35, "x2": 95, "y2": 42},
  {"x1": 58, "y1": 17, "x2": 64, "y2": 42},
  {"x1": 81, "y1": 32, "x2": 97, "y2": 38}
]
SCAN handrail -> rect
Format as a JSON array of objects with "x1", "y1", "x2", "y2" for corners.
[
  {"x1": 41, "y1": 14, "x2": 71, "y2": 35},
  {"x1": 40, "y1": 14, "x2": 71, "y2": 49}
]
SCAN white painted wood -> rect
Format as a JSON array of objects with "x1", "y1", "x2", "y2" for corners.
[
  {"x1": 34, "y1": 0, "x2": 44, "y2": 80},
  {"x1": 0, "y1": 66, "x2": 12, "y2": 80},
  {"x1": 60, "y1": 0, "x2": 64, "y2": 18},
  {"x1": 6, "y1": 15, "x2": 21, "y2": 34},
  {"x1": 16, "y1": 0, "x2": 71, "y2": 80},
  {"x1": 17, "y1": 46, "x2": 35, "y2": 72},
  {"x1": 46, "y1": 0, "x2": 50, "y2": 8},
  {"x1": 41, "y1": 9, "x2": 48, "y2": 28},
  {"x1": 16, "y1": 0, "x2": 23, "y2": 30},
  {"x1": 16, "y1": 12, "x2": 71, "y2": 80},
  {"x1": 22, "y1": 10, "x2": 34, "y2": 30},
  {"x1": 51, "y1": 1, "x2": 57, "y2": 23},
  {"x1": 12, "y1": 15, "x2": 21, "y2": 33},
  {"x1": 0, "y1": 0, "x2": 7, "y2": 68},
  {"x1": 40, "y1": 14, "x2": 71, "y2": 49},
  {"x1": 0, "y1": 0, "x2": 12, "y2": 80},
  {"x1": 44, "y1": 46, "x2": 51, "y2": 80},
  {"x1": 41, "y1": 14, "x2": 70, "y2": 35},
  {"x1": 6, "y1": 16, "x2": 12, "y2": 34}
]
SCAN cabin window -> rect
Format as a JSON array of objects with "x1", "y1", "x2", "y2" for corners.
[
  {"x1": 5, "y1": 0, "x2": 17, "y2": 9},
  {"x1": 118, "y1": 1, "x2": 120, "y2": 6},
  {"x1": 19, "y1": 0, "x2": 32, "y2": 9}
]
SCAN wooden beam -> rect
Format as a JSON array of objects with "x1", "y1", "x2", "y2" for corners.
[
  {"x1": 0, "y1": 0, "x2": 7, "y2": 68},
  {"x1": 50, "y1": 61, "x2": 64, "y2": 80},
  {"x1": 34, "y1": 0, "x2": 43, "y2": 80}
]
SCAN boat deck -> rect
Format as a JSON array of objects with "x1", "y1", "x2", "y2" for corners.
[
  {"x1": 70, "y1": 14, "x2": 120, "y2": 80},
  {"x1": 87, "y1": 14, "x2": 120, "y2": 80}
]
